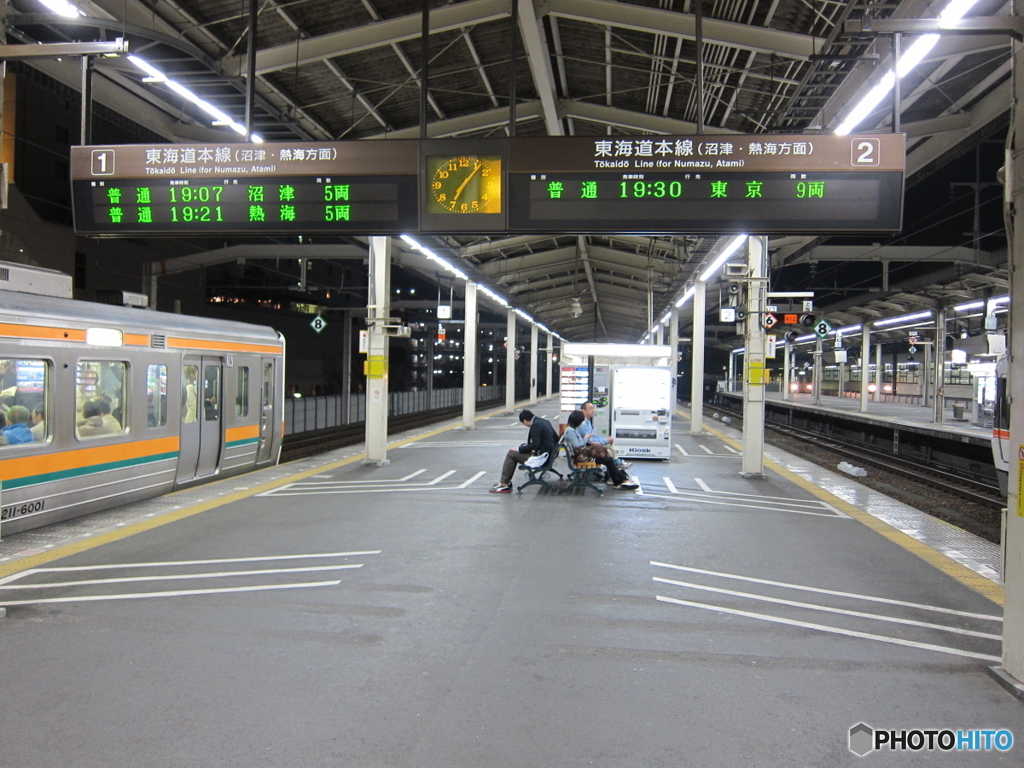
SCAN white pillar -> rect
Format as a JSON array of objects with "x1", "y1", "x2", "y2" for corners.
[
  {"x1": 933, "y1": 309, "x2": 947, "y2": 422},
  {"x1": 529, "y1": 323, "x2": 539, "y2": 403},
  {"x1": 655, "y1": 325, "x2": 664, "y2": 345},
  {"x1": 727, "y1": 350, "x2": 735, "y2": 392},
  {"x1": 860, "y1": 325, "x2": 870, "y2": 413},
  {"x1": 740, "y1": 236, "x2": 767, "y2": 478},
  {"x1": 874, "y1": 342, "x2": 883, "y2": 402},
  {"x1": 505, "y1": 309, "x2": 516, "y2": 414},
  {"x1": 462, "y1": 282, "x2": 477, "y2": 429},
  {"x1": 363, "y1": 236, "x2": 391, "y2": 466},
  {"x1": 690, "y1": 280, "x2": 706, "y2": 435},
  {"x1": 782, "y1": 341, "x2": 791, "y2": 401},
  {"x1": 668, "y1": 309, "x2": 679, "y2": 411},
  {"x1": 813, "y1": 338, "x2": 823, "y2": 405},
  {"x1": 1002, "y1": 31, "x2": 1024, "y2": 683},
  {"x1": 545, "y1": 332, "x2": 553, "y2": 399}
]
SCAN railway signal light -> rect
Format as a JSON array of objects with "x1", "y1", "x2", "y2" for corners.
[{"x1": 799, "y1": 313, "x2": 816, "y2": 327}]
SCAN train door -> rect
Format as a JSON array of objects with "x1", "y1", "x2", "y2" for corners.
[
  {"x1": 176, "y1": 356, "x2": 223, "y2": 483},
  {"x1": 256, "y1": 358, "x2": 276, "y2": 464}
]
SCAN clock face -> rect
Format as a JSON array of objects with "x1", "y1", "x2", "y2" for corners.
[{"x1": 427, "y1": 155, "x2": 502, "y2": 214}]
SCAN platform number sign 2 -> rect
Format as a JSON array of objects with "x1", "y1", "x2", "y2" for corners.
[{"x1": 851, "y1": 138, "x2": 880, "y2": 166}]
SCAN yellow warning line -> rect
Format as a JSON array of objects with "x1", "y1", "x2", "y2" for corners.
[
  {"x1": 0, "y1": 399, "x2": 542, "y2": 580},
  {"x1": 677, "y1": 408, "x2": 1004, "y2": 606}
]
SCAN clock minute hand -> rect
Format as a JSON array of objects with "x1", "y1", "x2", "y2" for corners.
[{"x1": 452, "y1": 162, "x2": 482, "y2": 202}]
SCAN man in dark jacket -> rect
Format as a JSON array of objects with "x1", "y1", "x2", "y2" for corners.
[{"x1": 490, "y1": 409, "x2": 557, "y2": 493}]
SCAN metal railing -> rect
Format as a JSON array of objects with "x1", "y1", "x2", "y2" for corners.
[{"x1": 284, "y1": 385, "x2": 505, "y2": 435}]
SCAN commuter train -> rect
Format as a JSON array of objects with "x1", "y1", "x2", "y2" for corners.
[
  {"x1": 992, "y1": 355, "x2": 1009, "y2": 495},
  {"x1": 0, "y1": 265, "x2": 284, "y2": 536}
]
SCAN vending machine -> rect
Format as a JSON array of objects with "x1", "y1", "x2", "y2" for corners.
[{"x1": 611, "y1": 366, "x2": 673, "y2": 459}]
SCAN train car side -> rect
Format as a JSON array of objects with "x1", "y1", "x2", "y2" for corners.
[{"x1": 0, "y1": 289, "x2": 283, "y2": 535}]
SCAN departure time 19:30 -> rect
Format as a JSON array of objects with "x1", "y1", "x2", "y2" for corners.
[{"x1": 619, "y1": 180, "x2": 683, "y2": 198}]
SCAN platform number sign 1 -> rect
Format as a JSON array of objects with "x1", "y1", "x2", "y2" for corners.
[
  {"x1": 310, "y1": 315, "x2": 327, "y2": 334},
  {"x1": 763, "y1": 313, "x2": 778, "y2": 330},
  {"x1": 814, "y1": 318, "x2": 833, "y2": 338}
]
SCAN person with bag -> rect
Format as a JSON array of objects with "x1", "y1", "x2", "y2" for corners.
[
  {"x1": 489, "y1": 409, "x2": 558, "y2": 494},
  {"x1": 580, "y1": 401, "x2": 632, "y2": 470},
  {"x1": 564, "y1": 410, "x2": 637, "y2": 489}
]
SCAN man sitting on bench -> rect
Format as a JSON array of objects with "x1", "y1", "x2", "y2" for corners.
[{"x1": 490, "y1": 409, "x2": 557, "y2": 494}]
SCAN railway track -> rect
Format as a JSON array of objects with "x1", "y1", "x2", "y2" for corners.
[
  {"x1": 280, "y1": 400, "x2": 503, "y2": 463},
  {"x1": 708, "y1": 400, "x2": 1005, "y2": 521}
]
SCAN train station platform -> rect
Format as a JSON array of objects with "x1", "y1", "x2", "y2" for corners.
[
  {"x1": 719, "y1": 388, "x2": 992, "y2": 442},
  {"x1": 0, "y1": 399, "x2": 1020, "y2": 765}
]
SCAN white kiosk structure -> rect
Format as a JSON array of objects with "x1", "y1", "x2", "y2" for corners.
[{"x1": 560, "y1": 343, "x2": 674, "y2": 460}]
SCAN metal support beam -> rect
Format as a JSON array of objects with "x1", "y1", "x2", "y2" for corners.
[
  {"x1": 740, "y1": 237, "x2": 767, "y2": 478},
  {"x1": 518, "y1": 0, "x2": 564, "y2": 135},
  {"x1": 506, "y1": 309, "x2": 516, "y2": 413},
  {"x1": 530, "y1": 322, "x2": 539, "y2": 403},
  {"x1": 462, "y1": 281, "x2": 478, "y2": 428},
  {"x1": 364, "y1": 236, "x2": 391, "y2": 466},
  {"x1": 0, "y1": 38, "x2": 128, "y2": 57}
]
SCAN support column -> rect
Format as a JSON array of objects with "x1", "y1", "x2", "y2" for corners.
[
  {"x1": 425, "y1": 332, "x2": 435, "y2": 410},
  {"x1": 727, "y1": 350, "x2": 735, "y2": 392},
  {"x1": 655, "y1": 325, "x2": 664, "y2": 345},
  {"x1": 462, "y1": 282, "x2": 478, "y2": 429},
  {"x1": 529, "y1": 323, "x2": 539, "y2": 403},
  {"x1": 782, "y1": 341, "x2": 791, "y2": 401},
  {"x1": 860, "y1": 325, "x2": 870, "y2": 413},
  {"x1": 505, "y1": 309, "x2": 516, "y2": 414},
  {"x1": 874, "y1": 342, "x2": 883, "y2": 402},
  {"x1": 813, "y1": 338, "x2": 823, "y2": 405},
  {"x1": 341, "y1": 313, "x2": 352, "y2": 424},
  {"x1": 363, "y1": 236, "x2": 391, "y2": 466},
  {"x1": 668, "y1": 309, "x2": 679, "y2": 403},
  {"x1": 923, "y1": 337, "x2": 931, "y2": 409},
  {"x1": 690, "y1": 281, "x2": 706, "y2": 435},
  {"x1": 740, "y1": 236, "x2": 767, "y2": 478},
  {"x1": 933, "y1": 309, "x2": 947, "y2": 422},
  {"x1": 545, "y1": 332, "x2": 553, "y2": 399}
]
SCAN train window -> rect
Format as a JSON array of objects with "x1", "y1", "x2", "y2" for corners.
[
  {"x1": 236, "y1": 366, "x2": 250, "y2": 417},
  {"x1": 0, "y1": 358, "x2": 49, "y2": 447},
  {"x1": 147, "y1": 365, "x2": 168, "y2": 427},
  {"x1": 263, "y1": 363, "x2": 273, "y2": 409},
  {"x1": 182, "y1": 365, "x2": 198, "y2": 423},
  {"x1": 203, "y1": 365, "x2": 220, "y2": 421},
  {"x1": 75, "y1": 361, "x2": 127, "y2": 439}
]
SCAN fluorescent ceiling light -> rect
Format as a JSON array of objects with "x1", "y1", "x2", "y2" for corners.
[
  {"x1": 953, "y1": 300, "x2": 984, "y2": 312},
  {"x1": 129, "y1": 55, "x2": 263, "y2": 141},
  {"x1": 835, "y1": 0, "x2": 982, "y2": 135},
  {"x1": 874, "y1": 310, "x2": 933, "y2": 327},
  {"x1": 661, "y1": 312, "x2": 672, "y2": 324},
  {"x1": 699, "y1": 235, "x2": 747, "y2": 282},
  {"x1": 38, "y1": 0, "x2": 82, "y2": 17},
  {"x1": 675, "y1": 286, "x2": 696, "y2": 308}
]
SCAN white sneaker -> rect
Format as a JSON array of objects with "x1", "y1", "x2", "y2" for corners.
[{"x1": 617, "y1": 480, "x2": 639, "y2": 490}]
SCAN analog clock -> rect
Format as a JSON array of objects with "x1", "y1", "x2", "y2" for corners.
[{"x1": 427, "y1": 155, "x2": 502, "y2": 214}]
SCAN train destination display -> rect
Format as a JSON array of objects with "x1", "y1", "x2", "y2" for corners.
[
  {"x1": 70, "y1": 141, "x2": 419, "y2": 234},
  {"x1": 71, "y1": 134, "x2": 905, "y2": 236},
  {"x1": 507, "y1": 134, "x2": 905, "y2": 234}
]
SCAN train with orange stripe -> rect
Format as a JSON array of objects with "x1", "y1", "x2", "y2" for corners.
[{"x1": 0, "y1": 262, "x2": 284, "y2": 535}]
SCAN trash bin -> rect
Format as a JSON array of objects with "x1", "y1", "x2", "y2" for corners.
[{"x1": 952, "y1": 404, "x2": 965, "y2": 420}]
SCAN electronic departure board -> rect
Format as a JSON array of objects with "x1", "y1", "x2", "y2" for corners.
[
  {"x1": 70, "y1": 141, "x2": 419, "y2": 235},
  {"x1": 507, "y1": 134, "x2": 905, "y2": 234},
  {"x1": 71, "y1": 134, "x2": 905, "y2": 236}
]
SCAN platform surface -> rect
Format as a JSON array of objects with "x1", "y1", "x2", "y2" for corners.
[{"x1": 0, "y1": 399, "x2": 1019, "y2": 767}]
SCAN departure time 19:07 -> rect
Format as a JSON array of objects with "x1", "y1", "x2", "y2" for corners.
[
  {"x1": 619, "y1": 180, "x2": 683, "y2": 198},
  {"x1": 167, "y1": 186, "x2": 224, "y2": 203}
]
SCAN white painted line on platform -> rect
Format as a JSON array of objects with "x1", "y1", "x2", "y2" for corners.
[
  {"x1": 12, "y1": 551, "x2": 381, "y2": 576},
  {"x1": 1, "y1": 564, "x2": 364, "y2": 589},
  {"x1": 723, "y1": 445, "x2": 739, "y2": 454},
  {"x1": 311, "y1": 475, "x2": 333, "y2": 479},
  {"x1": 695, "y1": 478, "x2": 711, "y2": 492},
  {"x1": 653, "y1": 577, "x2": 1001, "y2": 641},
  {"x1": 650, "y1": 562, "x2": 1002, "y2": 621},
  {"x1": 655, "y1": 595, "x2": 1000, "y2": 662},
  {"x1": 699, "y1": 444, "x2": 714, "y2": 454},
  {"x1": 631, "y1": 492, "x2": 846, "y2": 518},
  {"x1": 458, "y1": 471, "x2": 487, "y2": 488},
  {"x1": 674, "y1": 444, "x2": 689, "y2": 456},
  {"x1": 0, "y1": 580, "x2": 343, "y2": 607},
  {"x1": 427, "y1": 470, "x2": 457, "y2": 485},
  {"x1": 663, "y1": 477, "x2": 678, "y2": 494}
]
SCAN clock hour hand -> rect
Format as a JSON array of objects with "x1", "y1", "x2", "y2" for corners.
[{"x1": 452, "y1": 161, "x2": 482, "y2": 202}]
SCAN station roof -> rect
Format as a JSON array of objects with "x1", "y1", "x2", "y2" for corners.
[{"x1": 6, "y1": 0, "x2": 1012, "y2": 344}]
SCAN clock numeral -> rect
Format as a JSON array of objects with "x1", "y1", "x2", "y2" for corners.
[
  {"x1": 458, "y1": 157, "x2": 470, "y2": 167},
  {"x1": 437, "y1": 170, "x2": 449, "y2": 179},
  {"x1": 432, "y1": 182, "x2": 442, "y2": 190},
  {"x1": 437, "y1": 194, "x2": 446, "y2": 202}
]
